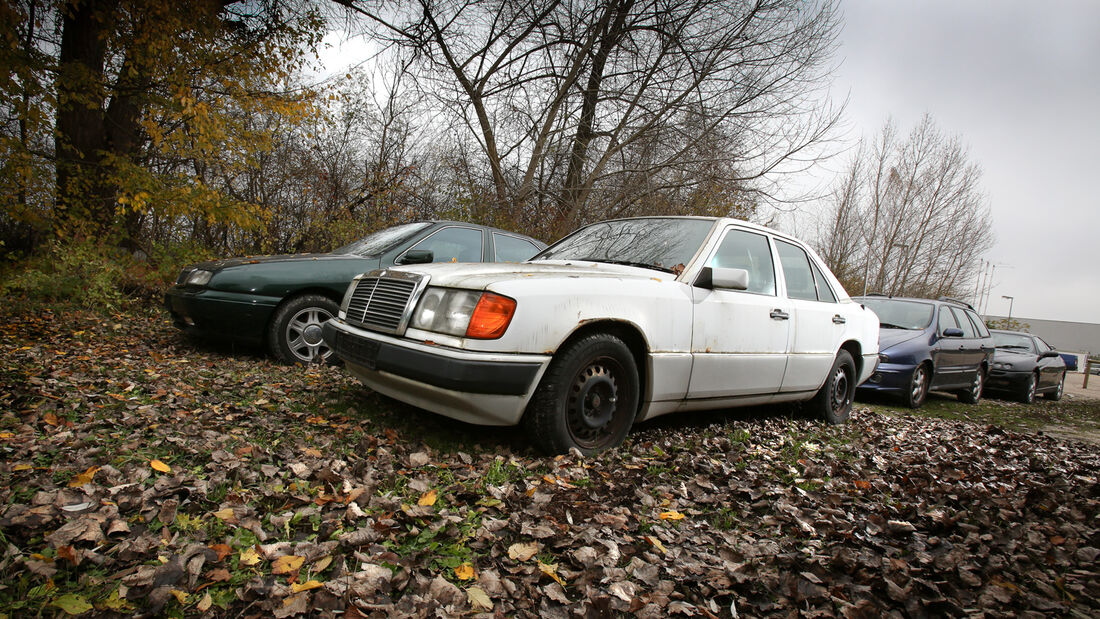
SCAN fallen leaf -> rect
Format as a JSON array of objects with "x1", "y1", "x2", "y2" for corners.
[
  {"x1": 68, "y1": 465, "x2": 99, "y2": 487},
  {"x1": 239, "y1": 546, "x2": 261, "y2": 566},
  {"x1": 206, "y1": 568, "x2": 231, "y2": 582},
  {"x1": 659, "y1": 510, "x2": 686, "y2": 520},
  {"x1": 150, "y1": 459, "x2": 172, "y2": 473},
  {"x1": 291, "y1": 579, "x2": 323, "y2": 592},
  {"x1": 312, "y1": 555, "x2": 332, "y2": 573},
  {"x1": 196, "y1": 592, "x2": 213, "y2": 612},
  {"x1": 272, "y1": 555, "x2": 304, "y2": 575},
  {"x1": 538, "y1": 560, "x2": 566, "y2": 586},
  {"x1": 467, "y1": 586, "x2": 493, "y2": 611},
  {"x1": 210, "y1": 543, "x2": 232, "y2": 561},
  {"x1": 508, "y1": 542, "x2": 539, "y2": 562},
  {"x1": 170, "y1": 589, "x2": 189, "y2": 604},
  {"x1": 853, "y1": 479, "x2": 872, "y2": 490},
  {"x1": 212, "y1": 508, "x2": 236, "y2": 522},
  {"x1": 418, "y1": 489, "x2": 437, "y2": 506},
  {"x1": 303, "y1": 447, "x2": 322, "y2": 457},
  {"x1": 51, "y1": 594, "x2": 93, "y2": 615},
  {"x1": 454, "y1": 563, "x2": 476, "y2": 580},
  {"x1": 644, "y1": 535, "x2": 667, "y2": 554},
  {"x1": 44, "y1": 412, "x2": 60, "y2": 426}
]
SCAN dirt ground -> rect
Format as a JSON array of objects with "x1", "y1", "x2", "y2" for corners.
[{"x1": 1064, "y1": 371, "x2": 1100, "y2": 400}]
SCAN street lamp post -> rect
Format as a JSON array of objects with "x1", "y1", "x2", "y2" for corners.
[{"x1": 1002, "y1": 295, "x2": 1014, "y2": 320}]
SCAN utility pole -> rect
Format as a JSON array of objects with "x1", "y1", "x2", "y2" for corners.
[{"x1": 1002, "y1": 295, "x2": 1014, "y2": 320}]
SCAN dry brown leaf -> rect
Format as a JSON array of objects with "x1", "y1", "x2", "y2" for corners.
[
  {"x1": 196, "y1": 592, "x2": 213, "y2": 612},
  {"x1": 508, "y1": 542, "x2": 539, "y2": 562},
  {"x1": 467, "y1": 586, "x2": 493, "y2": 611}
]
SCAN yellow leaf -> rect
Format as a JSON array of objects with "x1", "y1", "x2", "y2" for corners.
[
  {"x1": 303, "y1": 447, "x2": 322, "y2": 457},
  {"x1": 644, "y1": 535, "x2": 667, "y2": 554},
  {"x1": 291, "y1": 579, "x2": 323, "y2": 592},
  {"x1": 170, "y1": 589, "x2": 188, "y2": 604},
  {"x1": 272, "y1": 555, "x2": 305, "y2": 575},
  {"x1": 507, "y1": 542, "x2": 539, "y2": 562},
  {"x1": 14, "y1": 463, "x2": 32, "y2": 471},
  {"x1": 538, "y1": 560, "x2": 566, "y2": 587},
  {"x1": 454, "y1": 563, "x2": 476, "y2": 581},
  {"x1": 0, "y1": 431, "x2": 14, "y2": 439},
  {"x1": 313, "y1": 555, "x2": 333, "y2": 573},
  {"x1": 196, "y1": 592, "x2": 213, "y2": 612},
  {"x1": 150, "y1": 460, "x2": 172, "y2": 473},
  {"x1": 467, "y1": 586, "x2": 493, "y2": 611},
  {"x1": 659, "y1": 511, "x2": 685, "y2": 521},
  {"x1": 212, "y1": 508, "x2": 236, "y2": 521},
  {"x1": 68, "y1": 466, "x2": 99, "y2": 487},
  {"x1": 239, "y1": 546, "x2": 261, "y2": 566},
  {"x1": 417, "y1": 489, "x2": 437, "y2": 507}
]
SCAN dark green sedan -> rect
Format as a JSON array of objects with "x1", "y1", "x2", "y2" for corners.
[{"x1": 165, "y1": 221, "x2": 546, "y2": 364}]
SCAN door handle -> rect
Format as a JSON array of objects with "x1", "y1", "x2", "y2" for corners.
[
  {"x1": 832, "y1": 314, "x2": 846, "y2": 324},
  {"x1": 770, "y1": 309, "x2": 789, "y2": 320}
]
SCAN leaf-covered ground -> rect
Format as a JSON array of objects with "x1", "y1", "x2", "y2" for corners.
[{"x1": 1, "y1": 306, "x2": 1098, "y2": 618}]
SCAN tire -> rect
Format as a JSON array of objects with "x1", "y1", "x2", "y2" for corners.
[
  {"x1": 1018, "y1": 372, "x2": 1038, "y2": 404},
  {"x1": 904, "y1": 363, "x2": 930, "y2": 409},
  {"x1": 1044, "y1": 371, "x2": 1065, "y2": 401},
  {"x1": 523, "y1": 333, "x2": 640, "y2": 456},
  {"x1": 268, "y1": 294, "x2": 339, "y2": 364},
  {"x1": 810, "y1": 350, "x2": 856, "y2": 425},
  {"x1": 957, "y1": 367, "x2": 985, "y2": 404}
]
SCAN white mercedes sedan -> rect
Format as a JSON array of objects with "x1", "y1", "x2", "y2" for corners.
[{"x1": 322, "y1": 217, "x2": 879, "y2": 454}]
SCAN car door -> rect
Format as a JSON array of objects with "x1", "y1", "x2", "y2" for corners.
[
  {"x1": 773, "y1": 239, "x2": 848, "y2": 393},
  {"x1": 1034, "y1": 337, "x2": 1062, "y2": 389},
  {"x1": 688, "y1": 227, "x2": 790, "y2": 398},
  {"x1": 930, "y1": 306, "x2": 968, "y2": 388},
  {"x1": 948, "y1": 306, "x2": 984, "y2": 382}
]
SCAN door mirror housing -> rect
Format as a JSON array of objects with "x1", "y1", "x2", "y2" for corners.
[
  {"x1": 695, "y1": 266, "x2": 749, "y2": 291},
  {"x1": 1040, "y1": 350, "x2": 1060, "y2": 359},
  {"x1": 942, "y1": 328, "x2": 964, "y2": 338},
  {"x1": 397, "y1": 249, "x2": 433, "y2": 265}
]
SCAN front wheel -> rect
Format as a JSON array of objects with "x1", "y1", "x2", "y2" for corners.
[
  {"x1": 810, "y1": 350, "x2": 856, "y2": 425},
  {"x1": 904, "y1": 364, "x2": 930, "y2": 409},
  {"x1": 1044, "y1": 371, "x2": 1065, "y2": 401},
  {"x1": 1018, "y1": 372, "x2": 1038, "y2": 404},
  {"x1": 957, "y1": 368, "x2": 985, "y2": 404},
  {"x1": 523, "y1": 333, "x2": 640, "y2": 456},
  {"x1": 268, "y1": 294, "x2": 339, "y2": 364}
]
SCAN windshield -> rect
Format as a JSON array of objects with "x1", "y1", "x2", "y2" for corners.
[
  {"x1": 992, "y1": 332, "x2": 1035, "y2": 352},
  {"x1": 859, "y1": 298, "x2": 934, "y2": 330},
  {"x1": 534, "y1": 218, "x2": 715, "y2": 274},
  {"x1": 333, "y1": 222, "x2": 432, "y2": 257}
]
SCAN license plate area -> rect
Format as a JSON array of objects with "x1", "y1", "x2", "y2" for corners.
[{"x1": 339, "y1": 331, "x2": 381, "y2": 370}]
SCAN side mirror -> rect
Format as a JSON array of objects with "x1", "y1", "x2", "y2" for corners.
[
  {"x1": 1040, "y1": 350, "x2": 1060, "y2": 359},
  {"x1": 694, "y1": 266, "x2": 749, "y2": 291},
  {"x1": 942, "y1": 328, "x2": 964, "y2": 338},
  {"x1": 397, "y1": 249, "x2": 433, "y2": 265}
]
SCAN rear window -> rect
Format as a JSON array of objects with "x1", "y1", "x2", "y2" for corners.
[{"x1": 859, "y1": 298, "x2": 934, "y2": 330}]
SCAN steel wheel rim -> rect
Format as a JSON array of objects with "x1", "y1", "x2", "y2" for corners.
[
  {"x1": 971, "y1": 371, "x2": 983, "y2": 399},
  {"x1": 910, "y1": 366, "x2": 927, "y2": 403},
  {"x1": 286, "y1": 307, "x2": 334, "y2": 363},
  {"x1": 830, "y1": 366, "x2": 851, "y2": 412},
  {"x1": 1025, "y1": 374, "x2": 1036, "y2": 401},
  {"x1": 1055, "y1": 373, "x2": 1065, "y2": 397},
  {"x1": 567, "y1": 357, "x2": 627, "y2": 449}
]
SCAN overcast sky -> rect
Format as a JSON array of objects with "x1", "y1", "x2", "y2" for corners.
[{"x1": 831, "y1": 0, "x2": 1100, "y2": 324}]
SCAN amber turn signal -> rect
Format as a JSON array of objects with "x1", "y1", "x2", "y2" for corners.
[{"x1": 466, "y1": 293, "x2": 517, "y2": 339}]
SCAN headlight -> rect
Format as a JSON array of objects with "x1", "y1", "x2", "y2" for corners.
[
  {"x1": 993, "y1": 361, "x2": 1012, "y2": 370},
  {"x1": 411, "y1": 288, "x2": 516, "y2": 339},
  {"x1": 878, "y1": 353, "x2": 890, "y2": 363},
  {"x1": 184, "y1": 269, "x2": 213, "y2": 286}
]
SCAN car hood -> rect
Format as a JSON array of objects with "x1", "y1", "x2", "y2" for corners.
[
  {"x1": 194, "y1": 253, "x2": 363, "y2": 272},
  {"x1": 878, "y1": 328, "x2": 926, "y2": 351},
  {"x1": 392, "y1": 259, "x2": 679, "y2": 290},
  {"x1": 992, "y1": 349, "x2": 1034, "y2": 363}
]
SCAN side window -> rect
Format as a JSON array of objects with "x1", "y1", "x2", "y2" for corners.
[
  {"x1": 937, "y1": 306, "x2": 958, "y2": 334},
  {"x1": 409, "y1": 227, "x2": 484, "y2": 263},
  {"x1": 708, "y1": 229, "x2": 775, "y2": 295},
  {"x1": 493, "y1": 233, "x2": 540, "y2": 262},
  {"x1": 809, "y1": 260, "x2": 837, "y2": 303},
  {"x1": 1035, "y1": 338, "x2": 1052, "y2": 353},
  {"x1": 775, "y1": 240, "x2": 818, "y2": 302},
  {"x1": 965, "y1": 309, "x2": 990, "y2": 337},
  {"x1": 949, "y1": 307, "x2": 977, "y2": 338}
]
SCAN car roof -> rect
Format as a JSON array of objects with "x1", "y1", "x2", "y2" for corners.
[
  {"x1": 424, "y1": 220, "x2": 547, "y2": 247},
  {"x1": 854, "y1": 295, "x2": 976, "y2": 310}
]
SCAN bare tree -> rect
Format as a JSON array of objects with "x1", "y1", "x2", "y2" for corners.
[
  {"x1": 335, "y1": 0, "x2": 842, "y2": 238},
  {"x1": 814, "y1": 115, "x2": 994, "y2": 300}
]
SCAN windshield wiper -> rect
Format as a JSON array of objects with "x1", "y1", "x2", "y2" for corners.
[
  {"x1": 878, "y1": 322, "x2": 910, "y2": 330},
  {"x1": 579, "y1": 257, "x2": 676, "y2": 274},
  {"x1": 998, "y1": 344, "x2": 1030, "y2": 350}
]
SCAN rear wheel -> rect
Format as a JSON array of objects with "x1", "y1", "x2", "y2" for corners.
[
  {"x1": 957, "y1": 368, "x2": 985, "y2": 404},
  {"x1": 268, "y1": 294, "x2": 339, "y2": 364},
  {"x1": 904, "y1": 364, "x2": 930, "y2": 409},
  {"x1": 524, "y1": 333, "x2": 639, "y2": 455},
  {"x1": 1018, "y1": 372, "x2": 1038, "y2": 404},
  {"x1": 810, "y1": 350, "x2": 855, "y2": 425},
  {"x1": 1044, "y1": 372, "x2": 1065, "y2": 401}
]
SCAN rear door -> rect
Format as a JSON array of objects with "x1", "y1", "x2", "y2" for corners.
[
  {"x1": 931, "y1": 306, "x2": 968, "y2": 388},
  {"x1": 949, "y1": 306, "x2": 984, "y2": 382},
  {"x1": 688, "y1": 227, "x2": 789, "y2": 398},
  {"x1": 773, "y1": 239, "x2": 848, "y2": 393}
]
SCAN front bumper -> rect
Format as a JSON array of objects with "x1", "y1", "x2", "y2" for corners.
[
  {"x1": 322, "y1": 320, "x2": 550, "y2": 426},
  {"x1": 857, "y1": 361, "x2": 917, "y2": 395},
  {"x1": 986, "y1": 369, "x2": 1030, "y2": 393},
  {"x1": 164, "y1": 286, "x2": 279, "y2": 344}
]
